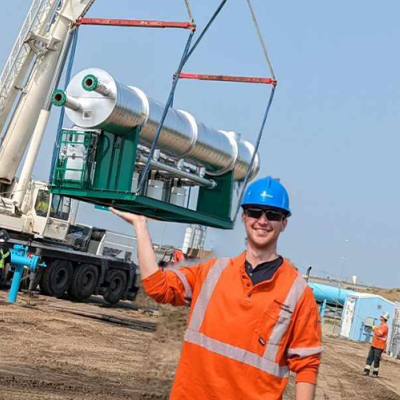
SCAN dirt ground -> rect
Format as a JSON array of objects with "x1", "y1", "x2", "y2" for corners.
[
  {"x1": 0, "y1": 290, "x2": 399, "y2": 400},
  {"x1": 365, "y1": 287, "x2": 400, "y2": 303}
]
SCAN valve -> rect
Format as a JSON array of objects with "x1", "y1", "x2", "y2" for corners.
[{"x1": 7, "y1": 245, "x2": 46, "y2": 304}]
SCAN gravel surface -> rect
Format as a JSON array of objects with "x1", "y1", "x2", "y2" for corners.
[{"x1": 0, "y1": 290, "x2": 399, "y2": 399}]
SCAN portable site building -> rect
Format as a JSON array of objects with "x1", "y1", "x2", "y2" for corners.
[{"x1": 340, "y1": 293, "x2": 396, "y2": 345}]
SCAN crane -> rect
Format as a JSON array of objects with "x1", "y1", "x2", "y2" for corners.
[
  {"x1": 0, "y1": 0, "x2": 94, "y2": 191},
  {"x1": 0, "y1": 0, "x2": 143, "y2": 305},
  {"x1": 0, "y1": 0, "x2": 59, "y2": 134}
]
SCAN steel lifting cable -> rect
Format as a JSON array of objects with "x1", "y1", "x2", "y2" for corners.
[
  {"x1": 184, "y1": 0, "x2": 228, "y2": 62},
  {"x1": 169, "y1": 0, "x2": 197, "y2": 109},
  {"x1": 135, "y1": 0, "x2": 229, "y2": 195},
  {"x1": 245, "y1": 0, "x2": 276, "y2": 81},
  {"x1": 80, "y1": 0, "x2": 97, "y2": 19},
  {"x1": 170, "y1": 0, "x2": 223, "y2": 109},
  {"x1": 49, "y1": 27, "x2": 80, "y2": 181},
  {"x1": 233, "y1": 0, "x2": 278, "y2": 220},
  {"x1": 183, "y1": 0, "x2": 195, "y2": 25}
]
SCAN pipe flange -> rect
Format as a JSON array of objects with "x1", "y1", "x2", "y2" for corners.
[{"x1": 82, "y1": 74, "x2": 98, "y2": 91}]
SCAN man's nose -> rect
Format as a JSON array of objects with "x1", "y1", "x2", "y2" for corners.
[{"x1": 257, "y1": 213, "x2": 269, "y2": 224}]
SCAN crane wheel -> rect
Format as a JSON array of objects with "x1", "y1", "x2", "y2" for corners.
[
  {"x1": 103, "y1": 269, "x2": 128, "y2": 305},
  {"x1": 39, "y1": 260, "x2": 73, "y2": 297},
  {"x1": 68, "y1": 264, "x2": 99, "y2": 301}
]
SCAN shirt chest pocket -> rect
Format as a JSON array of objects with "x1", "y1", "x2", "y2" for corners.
[{"x1": 255, "y1": 301, "x2": 292, "y2": 359}]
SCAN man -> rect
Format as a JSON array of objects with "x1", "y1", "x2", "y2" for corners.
[
  {"x1": 0, "y1": 230, "x2": 11, "y2": 286},
  {"x1": 364, "y1": 312, "x2": 390, "y2": 377},
  {"x1": 111, "y1": 176, "x2": 322, "y2": 400},
  {"x1": 35, "y1": 194, "x2": 50, "y2": 217}
]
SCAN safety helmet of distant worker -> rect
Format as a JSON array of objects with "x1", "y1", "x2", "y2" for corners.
[
  {"x1": 241, "y1": 176, "x2": 291, "y2": 216},
  {"x1": 0, "y1": 230, "x2": 10, "y2": 243},
  {"x1": 381, "y1": 312, "x2": 390, "y2": 321}
]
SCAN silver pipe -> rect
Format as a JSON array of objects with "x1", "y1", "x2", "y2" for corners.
[
  {"x1": 56, "y1": 68, "x2": 260, "y2": 181},
  {"x1": 138, "y1": 155, "x2": 216, "y2": 189},
  {"x1": 52, "y1": 89, "x2": 81, "y2": 111},
  {"x1": 137, "y1": 144, "x2": 199, "y2": 174},
  {"x1": 82, "y1": 74, "x2": 111, "y2": 97}
]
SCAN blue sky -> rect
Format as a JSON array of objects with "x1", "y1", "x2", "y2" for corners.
[{"x1": 1, "y1": 1, "x2": 399, "y2": 287}]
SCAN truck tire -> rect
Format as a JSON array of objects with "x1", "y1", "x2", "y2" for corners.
[
  {"x1": 39, "y1": 260, "x2": 73, "y2": 297},
  {"x1": 68, "y1": 264, "x2": 99, "y2": 301},
  {"x1": 103, "y1": 269, "x2": 128, "y2": 305}
]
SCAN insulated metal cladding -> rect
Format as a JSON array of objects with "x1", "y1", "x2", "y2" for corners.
[{"x1": 55, "y1": 68, "x2": 260, "y2": 180}]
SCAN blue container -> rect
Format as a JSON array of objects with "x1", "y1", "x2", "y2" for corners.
[
  {"x1": 309, "y1": 282, "x2": 355, "y2": 306},
  {"x1": 340, "y1": 293, "x2": 396, "y2": 343}
]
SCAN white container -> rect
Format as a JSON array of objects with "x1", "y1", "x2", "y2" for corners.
[
  {"x1": 170, "y1": 187, "x2": 186, "y2": 207},
  {"x1": 146, "y1": 179, "x2": 164, "y2": 201}
]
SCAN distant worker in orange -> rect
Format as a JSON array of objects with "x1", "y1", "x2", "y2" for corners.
[
  {"x1": 363, "y1": 312, "x2": 390, "y2": 377},
  {"x1": 111, "y1": 176, "x2": 322, "y2": 400}
]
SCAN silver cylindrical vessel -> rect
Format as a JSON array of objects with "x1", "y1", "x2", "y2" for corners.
[{"x1": 59, "y1": 68, "x2": 259, "y2": 181}]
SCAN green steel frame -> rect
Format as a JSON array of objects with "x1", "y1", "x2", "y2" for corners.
[{"x1": 50, "y1": 128, "x2": 235, "y2": 229}]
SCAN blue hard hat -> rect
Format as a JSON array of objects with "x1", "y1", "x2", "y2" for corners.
[{"x1": 241, "y1": 176, "x2": 291, "y2": 216}]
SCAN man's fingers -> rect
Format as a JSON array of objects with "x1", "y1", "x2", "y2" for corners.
[
  {"x1": 109, "y1": 207, "x2": 142, "y2": 225},
  {"x1": 109, "y1": 207, "x2": 129, "y2": 220},
  {"x1": 109, "y1": 207, "x2": 127, "y2": 217}
]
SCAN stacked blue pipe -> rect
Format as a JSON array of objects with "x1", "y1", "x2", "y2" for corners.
[{"x1": 308, "y1": 282, "x2": 355, "y2": 306}]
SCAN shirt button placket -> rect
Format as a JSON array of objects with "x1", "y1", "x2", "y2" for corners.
[{"x1": 241, "y1": 274, "x2": 252, "y2": 303}]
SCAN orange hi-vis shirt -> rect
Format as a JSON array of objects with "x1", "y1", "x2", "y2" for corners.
[
  {"x1": 372, "y1": 322, "x2": 388, "y2": 350},
  {"x1": 142, "y1": 253, "x2": 323, "y2": 400}
]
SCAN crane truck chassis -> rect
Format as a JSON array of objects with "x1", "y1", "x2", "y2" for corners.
[
  {"x1": 0, "y1": 182, "x2": 140, "y2": 305},
  {"x1": 0, "y1": 223, "x2": 140, "y2": 305}
]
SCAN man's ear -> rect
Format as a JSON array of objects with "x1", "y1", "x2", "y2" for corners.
[
  {"x1": 241, "y1": 211, "x2": 246, "y2": 223},
  {"x1": 281, "y1": 218, "x2": 288, "y2": 232}
]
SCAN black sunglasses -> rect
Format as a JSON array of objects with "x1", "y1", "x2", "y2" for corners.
[{"x1": 244, "y1": 207, "x2": 285, "y2": 222}]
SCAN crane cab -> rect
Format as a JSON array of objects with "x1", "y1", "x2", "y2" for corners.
[{"x1": 31, "y1": 184, "x2": 78, "y2": 241}]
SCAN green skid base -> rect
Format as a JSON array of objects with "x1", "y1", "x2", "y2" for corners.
[
  {"x1": 50, "y1": 128, "x2": 236, "y2": 230},
  {"x1": 50, "y1": 186, "x2": 234, "y2": 229}
]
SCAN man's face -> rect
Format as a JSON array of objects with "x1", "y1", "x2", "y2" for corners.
[
  {"x1": 242, "y1": 207, "x2": 287, "y2": 250},
  {"x1": 380, "y1": 317, "x2": 385, "y2": 324}
]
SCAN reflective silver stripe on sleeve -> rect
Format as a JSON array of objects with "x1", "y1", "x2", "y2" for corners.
[
  {"x1": 185, "y1": 329, "x2": 289, "y2": 379},
  {"x1": 188, "y1": 258, "x2": 230, "y2": 331},
  {"x1": 287, "y1": 346, "x2": 323, "y2": 358},
  {"x1": 169, "y1": 269, "x2": 193, "y2": 301},
  {"x1": 263, "y1": 274, "x2": 308, "y2": 361}
]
